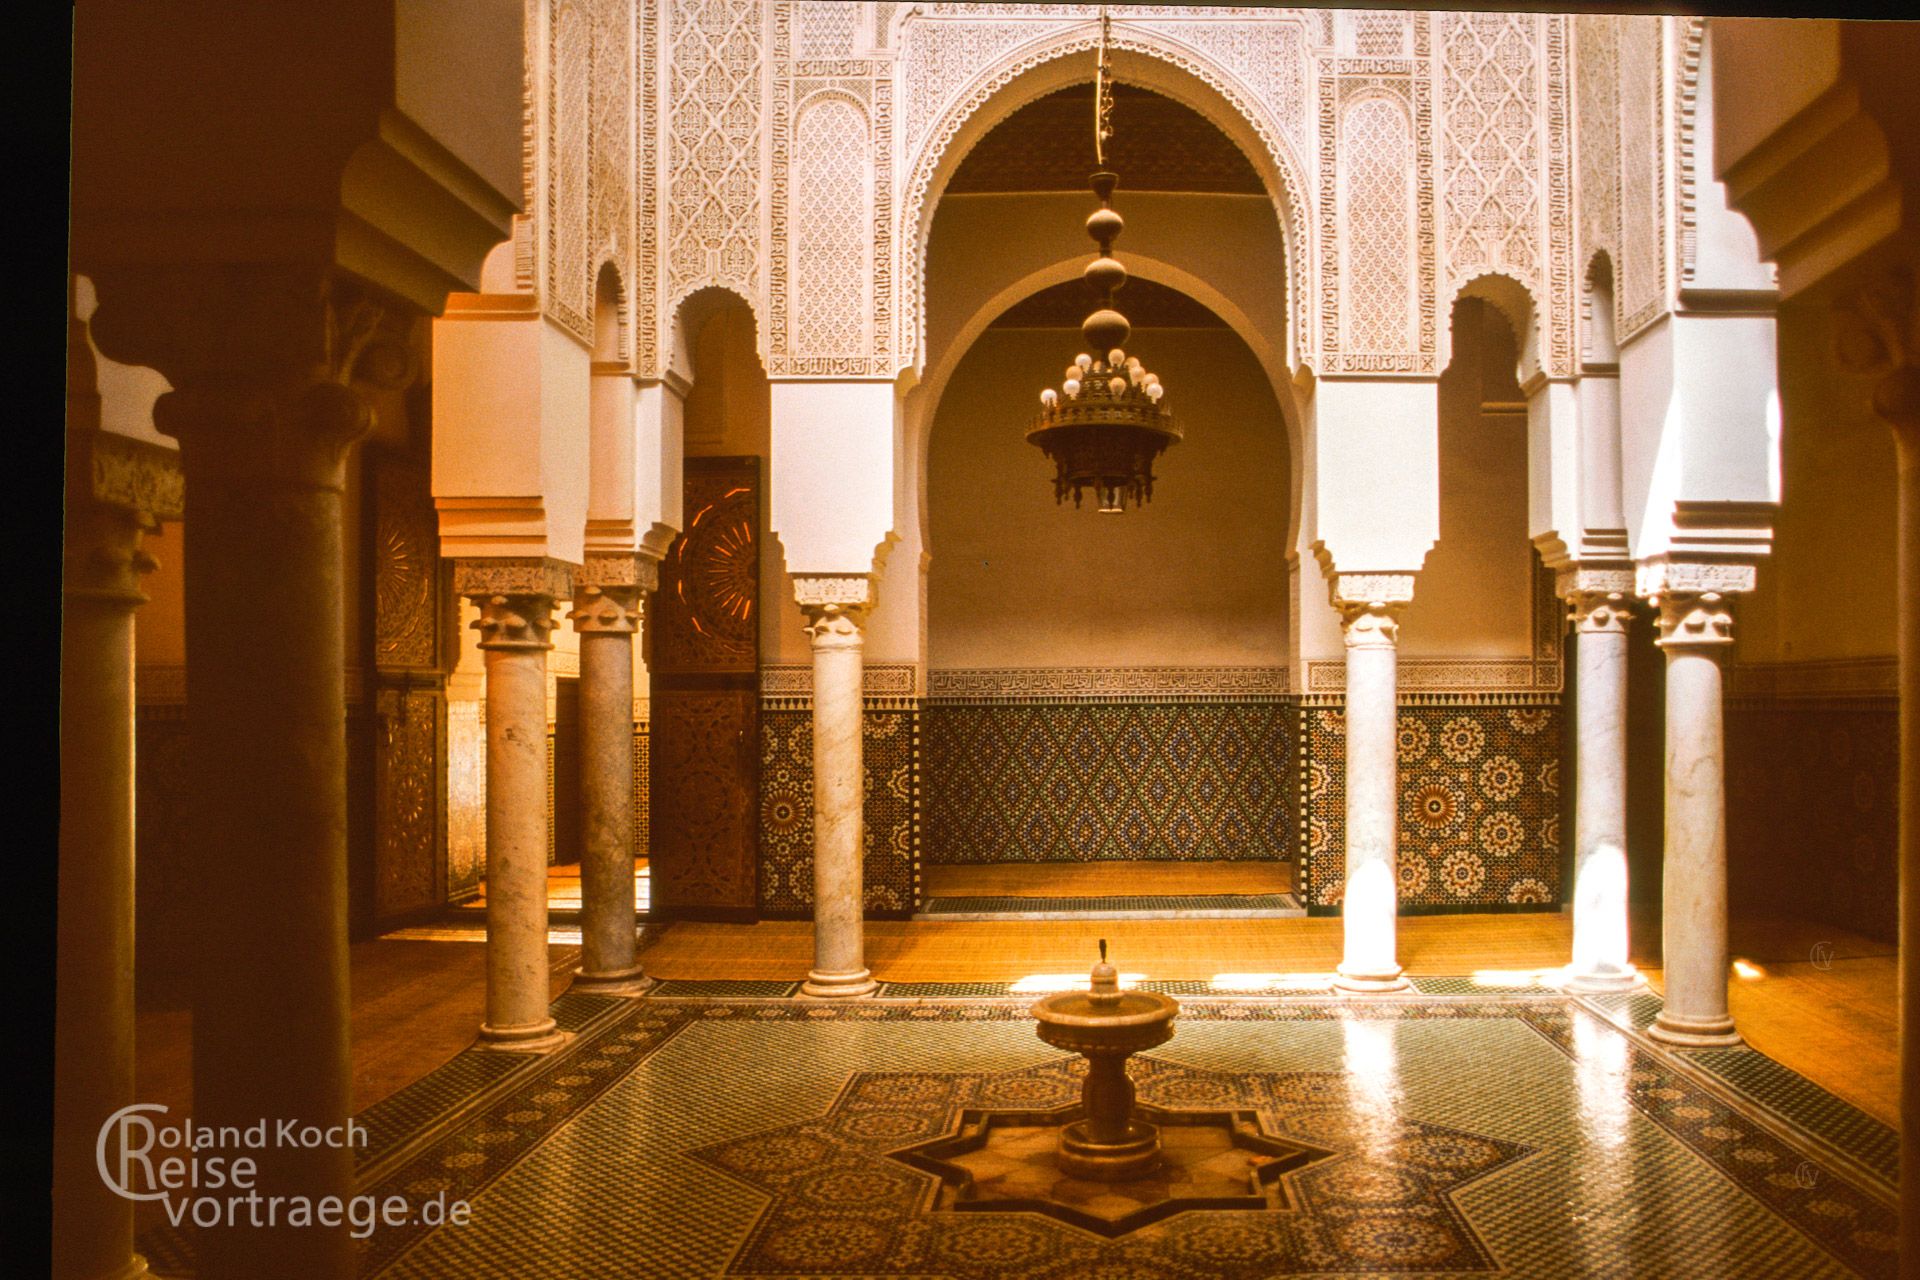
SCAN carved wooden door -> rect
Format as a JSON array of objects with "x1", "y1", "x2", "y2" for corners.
[{"x1": 648, "y1": 457, "x2": 761, "y2": 919}]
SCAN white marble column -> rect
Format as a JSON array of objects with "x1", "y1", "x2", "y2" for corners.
[
  {"x1": 55, "y1": 432, "x2": 177, "y2": 1280},
  {"x1": 1644, "y1": 569, "x2": 1750, "y2": 1048},
  {"x1": 459, "y1": 559, "x2": 573, "y2": 1051},
  {"x1": 1331, "y1": 576, "x2": 1413, "y2": 994},
  {"x1": 797, "y1": 579, "x2": 878, "y2": 998},
  {"x1": 1562, "y1": 572, "x2": 1643, "y2": 993},
  {"x1": 566, "y1": 553, "x2": 652, "y2": 995}
]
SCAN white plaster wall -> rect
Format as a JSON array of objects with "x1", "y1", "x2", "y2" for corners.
[{"x1": 927, "y1": 326, "x2": 1290, "y2": 669}]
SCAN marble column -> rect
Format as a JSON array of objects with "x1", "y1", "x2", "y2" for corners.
[
  {"x1": 1562, "y1": 573, "x2": 1643, "y2": 993},
  {"x1": 1644, "y1": 569, "x2": 1750, "y2": 1048},
  {"x1": 797, "y1": 579, "x2": 878, "y2": 998},
  {"x1": 139, "y1": 299, "x2": 372, "y2": 1280},
  {"x1": 55, "y1": 431, "x2": 178, "y2": 1280},
  {"x1": 458, "y1": 559, "x2": 574, "y2": 1051},
  {"x1": 1331, "y1": 576, "x2": 1413, "y2": 994},
  {"x1": 566, "y1": 553, "x2": 654, "y2": 995}
]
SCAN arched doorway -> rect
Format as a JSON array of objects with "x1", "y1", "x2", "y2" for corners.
[{"x1": 913, "y1": 78, "x2": 1301, "y2": 916}]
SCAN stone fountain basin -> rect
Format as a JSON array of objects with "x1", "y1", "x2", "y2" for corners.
[{"x1": 1031, "y1": 990, "x2": 1178, "y2": 1054}]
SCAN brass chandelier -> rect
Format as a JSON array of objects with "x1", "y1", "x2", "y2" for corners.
[{"x1": 1025, "y1": 10, "x2": 1181, "y2": 514}]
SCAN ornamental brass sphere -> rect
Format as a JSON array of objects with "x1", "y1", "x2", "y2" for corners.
[
  {"x1": 1084, "y1": 256, "x2": 1128, "y2": 296},
  {"x1": 1085, "y1": 206, "x2": 1124, "y2": 247}
]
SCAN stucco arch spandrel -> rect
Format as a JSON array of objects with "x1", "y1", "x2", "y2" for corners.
[
  {"x1": 1449, "y1": 271, "x2": 1547, "y2": 386},
  {"x1": 664, "y1": 284, "x2": 765, "y2": 385},
  {"x1": 897, "y1": 28, "x2": 1313, "y2": 384},
  {"x1": 910, "y1": 252, "x2": 1305, "y2": 558}
]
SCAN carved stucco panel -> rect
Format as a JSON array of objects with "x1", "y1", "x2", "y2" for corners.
[
  {"x1": 897, "y1": 14, "x2": 1315, "y2": 378},
  {"x1": 1618, "y1": 15, "x2": 1665, "y2": 338},
  {"x1": 665, "y1": 0, "x2": 764, "y2": 310}
]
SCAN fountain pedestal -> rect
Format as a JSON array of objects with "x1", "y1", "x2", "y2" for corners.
[{"x1": 1031, "y1": 945, "x2": 1179, "y2": 1182}]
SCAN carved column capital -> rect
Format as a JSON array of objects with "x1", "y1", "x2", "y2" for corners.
[
  {"x1": 579, "y1": 550, "x2": 660, "y2": 595},
  {"x1": 1652, "y1": 592, "x2": 1737, "y2": 654},
  {"x1": 1639, "y1": 561, "x2": 1753, "y2": 655},
  {"x1": 64, "y1": 430, "x2": 183, "y2": 607},
  {"x1": 794, "y1": 574, "x2": 874, "y2": 642},
  {"x1": 1558, "y1": 567, "x2": 1637, "y2": 635},
  {"x1": 1329, "y1": 573, "x2": 1413, "y2": 651},
  {"x1": 455, "y1": 558, "x2": 573, "y2": 653},
  {"x1": 88, "y1": 267, "x2": 419, "y2": 491},
  {"x1": 568, "y1": 583, "x2": 645, "y2": 635},
  {"x1": 1832, "y1": 263, "x2": 1920, "y2": 441}
]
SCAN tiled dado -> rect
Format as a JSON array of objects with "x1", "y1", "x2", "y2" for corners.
[
  {"x1": 759, "y1": 707, "x2": 920, "y2": 916},
  {"x1": 1726, "y1": 694, "x2": 1898, "y2": 945},
  {"x1": 1301, "y1": 697, "x2": 1564, "y2": 912},
  {"x1": 923, "y1": 702, "x2": 1298, "y2": 865}
]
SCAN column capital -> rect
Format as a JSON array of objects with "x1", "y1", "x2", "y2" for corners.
[
  {"x1": 1652, "y1": 592, "x2": 1738, "y2": 653},
  {"x1": 455, "y1": 558, "x2": 572, "y2": 652},
  {"x1": 578, "y1": 550, "x2": 660, "y2": 595},
  {"x1": 1832, "y1": 263, "x2": 1920, "y2": 443},
  {"x1": 1329, "y1": 574, "x2": 1413, "y2": 651},
  {"x1": 568, "y1": 582, "x2": 645, "y2": 635},
  {"x1": 1636, "y1": 559, "x2": 1757, "y2": 601},
  {"x1": 64, "y1": 430, "x2": 181, "y2": 606},
  {"x1": 1557, "y1": 566, "x2": 1636, "y2": 635},
  {"x1": 794, "y1": 573, "x2": 874, "y2": 638}
]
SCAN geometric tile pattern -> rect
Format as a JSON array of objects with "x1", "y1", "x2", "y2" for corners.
[
  {"x1": 924, "y1": 702, "x2": 1296, "y2": 864},
  {"x1": 1304, "y1": 701, "x2": 1562, "y2": 910},
  {"x1": 760, "y1": 707, "x2": 919, "y2": 915},
  {"x1": 131, "y1": 991, "x2": 1904, "y2": 1279},
  {"x1": 1687, "y1": 1046, "x2": 1900, "y2": 1185},
  {"x1": 696, "y1": 1054, "x2": 1533, "y2": 1273},
  {"x1": 1726, "y1": 700, "x2": 1899, "y2": 944}
]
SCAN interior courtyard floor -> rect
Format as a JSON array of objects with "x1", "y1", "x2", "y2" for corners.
[{"x1": 129, "y1": 905, "x2": 1902, "y2": 1278}]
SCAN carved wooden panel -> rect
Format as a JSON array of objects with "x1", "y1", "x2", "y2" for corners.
[
  {"x1": 373, "y1": 685, "x2": 446, "y2": 922},
  {"x1": 649, "y1": 456, "x2": 762, "y2": 917},
  {"x1": 650, "y1": 689, "x2": 761, "y2": 915},
  {"x1": 652, "y1": 459, "x2": 761, "y2": 673}
]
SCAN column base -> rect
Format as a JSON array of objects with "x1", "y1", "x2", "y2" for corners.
[
  {"x1": 1563, "y1": 965, "x2": 1646, "y2": 994},
  {"x1": 97, "y1": 1255, "x2": 151, "y2": 1280},
  {"x1": 1332, "y1": 966, "x2": 1411, "y2": 994},
  {"x1": 476, "y1": 1019, "x2": 574, "y2": 1053},
  {"x1": 801, "y1": 969, "x2": 879, "y2": 999},
  {"x1": 570, "y1": 966, "x2": 652, "y2": 997},
  {"x1": 1647, "y1": 1011, "x2": 1741, "y2": 1048}
]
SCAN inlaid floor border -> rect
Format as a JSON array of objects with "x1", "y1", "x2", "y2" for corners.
[{"x1": 138, "y1": 983, "x2": 1899, "y2": 1279}]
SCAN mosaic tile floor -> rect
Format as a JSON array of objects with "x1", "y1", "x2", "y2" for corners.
[{"x1": 139, "y1": 988, "x2": 1900, "y2": 1278}]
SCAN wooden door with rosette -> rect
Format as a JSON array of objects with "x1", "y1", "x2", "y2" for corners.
[{"x1": 647, "y1": 456, "x2": 762, "y2": 919}]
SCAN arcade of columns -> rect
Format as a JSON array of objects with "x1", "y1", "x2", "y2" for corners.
[{"x1": 60, "y1": 7, "x2": 1920, "y2": 1279}]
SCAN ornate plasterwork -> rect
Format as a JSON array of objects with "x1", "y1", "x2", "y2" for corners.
[
  {"x1": 1673, "y1": 18, "x2": 1703, "y2": 288},
  {"x1": 1573, "y1": 15, "x2": 1620, "y2": 289},
  {"x1": 1617, "y1": 16, "x2": 1666, "y2": 339},
  {"x1": 927, "y1": 665, "x2": 1290, "y2": 703},
  {"x1": 85, "y1": 430, "x2": 184, "y2": 523},
  {"x1": 1432, "y1": 12, "x2": 1573, "y2": 375},
  {"x1": 896, "y1": 11, "x2": 1315, "y2": 378},
  {"x1": 791, "y1": 572, "x2": 875, "y2": 610},
  {"x1": 664, "y1": 0, "x2": 763, "y2": 312},
  {"x1": 767, "y1": 3, "x2": 893, "y2": 376},
  {"x1": 1636, "y1": 559, "x2": 1758, "y2": 601},
  {"x1": 452, "y1": 556, "x2": 575, "y2": 602}
]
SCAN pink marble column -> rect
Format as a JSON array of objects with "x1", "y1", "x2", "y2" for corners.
[
  {"x1": 797, "y1": 578, "x2": 878, "y2": 998},
  {"x1": 566, "y1": 553, "x2": 653, "y2": 995},
  {"x1": 458, "y1": 559, "x2": 574, "y2": 1051}
]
